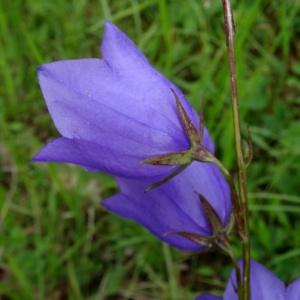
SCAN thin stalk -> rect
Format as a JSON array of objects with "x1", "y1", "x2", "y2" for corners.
[
  {"x1": 221, "y1": 1, "x2": 251, "y2": 300},
  {"x1": 217, "y1": 236, "x2": 243, "y2": 299}
]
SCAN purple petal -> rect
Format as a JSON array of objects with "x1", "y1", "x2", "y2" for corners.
[
  {"x1": 117, "y1": 162, "x2": 231, "y2": 231},
  {"x1": 32, "y1": 137, "x2": 174, "y2": 177},
  {"x1": 195, "y1": 294, "x2": 222, "y2": 300},
  {"x1": 101, "y1": 20, "x2": 149, "y2": 73},
  {"x1": 286, "y1": 279, "x2": 300, "y2": 300},
  {"x1": 100, "y1": 22, "x2": 213, "y2": 151},
  {"x1": 224, "y1": 260, "x2": 285, "y2": 300},
  {"x1": 103, "y1": 192, "x2": 202, "y2": 251},
  {"x1": 102, "y1": 161, "x2": 231, "y2": 250},
  {"x1": 37, "y1": 59, "x2": 186, "y2": 146}
]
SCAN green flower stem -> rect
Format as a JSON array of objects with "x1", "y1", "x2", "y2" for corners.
[{"x1": 221, "y1": 1, "x2": 251, "y2": 300}]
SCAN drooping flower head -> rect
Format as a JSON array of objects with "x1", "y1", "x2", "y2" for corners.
[
  {"x1": 196, "y1": 260, "x2": 300, "y2": 300},
  {"x1": 33, "y1": 21, "x2": 214, "y2": 179},
  {"x1": 103, "y1": 162, "x2": 232, "y2": 251}
]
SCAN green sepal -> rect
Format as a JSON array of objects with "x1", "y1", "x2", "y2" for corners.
[
  {"x1": 143, "y1": 150, "x2": 192, "y2": 166},
  {"x1": 167, "y1": 231, "x2": 214, "y2": 248},
  {"x1": 145, "y1": 164, "x2": 188, "y2": 192},
  {"x1": 171, "y1": 89, "x2": 200, "y2": 147},
  {"x1": 196, "y1": 192, "x2": 223, "y2": 234}
]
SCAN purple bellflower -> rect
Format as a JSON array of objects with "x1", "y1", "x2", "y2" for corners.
[
  {"x1": 196, "y1": 260, "x2": 300, "y2": 300},
  {"x1": 33, "y1": 21, "x2": 233, "y2": 251},
  {"x1": 103, "y1": 162, "x2": 232, "y2": 251},
  {"x1": 33, "y1": 21, "x2": 214, "y2": 179}
]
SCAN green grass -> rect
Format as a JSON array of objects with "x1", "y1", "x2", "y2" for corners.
[{"x1": 0, "y1": 0, "x2": 300, "y2": 299}]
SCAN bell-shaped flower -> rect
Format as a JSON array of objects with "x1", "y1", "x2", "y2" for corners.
[
  {"x1": 102, "y1": 162, "x2": 232, "y2": 251},
  {"x1": 33, "y1": 21, "x2": 214, "y2": 179},
  {"x1": 196, "y1": 260, "x2": 300, "y2": 300}
]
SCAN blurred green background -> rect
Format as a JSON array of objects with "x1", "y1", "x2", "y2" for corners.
[{"x1": 0, "y1": 0, "x2": 300, "y2": 299}]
